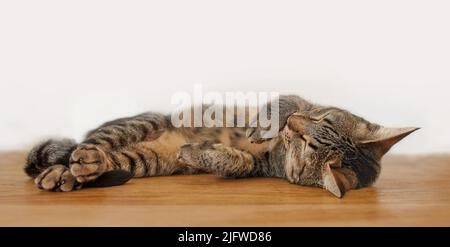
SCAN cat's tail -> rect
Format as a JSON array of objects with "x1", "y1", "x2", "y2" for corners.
[{"x1": 24, "y1": 138, "x2": 78, "y2": 178}]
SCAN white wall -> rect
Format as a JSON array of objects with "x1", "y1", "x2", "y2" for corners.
[{"x1": 0, "y1": 0, "x2": 449, "y2": 153}]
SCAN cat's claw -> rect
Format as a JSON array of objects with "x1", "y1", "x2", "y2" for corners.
[
  {"x1": 34, "y1": 165, "x2": 81, "y2": 192},
  {"x1": 69, "y1": 144, "x2": 109, "y2": 183}
]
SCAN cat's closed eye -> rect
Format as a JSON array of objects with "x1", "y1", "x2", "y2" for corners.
[
  {"x1": 307, "y1": 142, "x2": 318, "y2": 150},
  {"x1": 322, "y1": 117, "x2": 333, "y2": 126}
]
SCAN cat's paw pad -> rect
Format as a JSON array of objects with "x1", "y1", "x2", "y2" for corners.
[
  {"x1": 35, "y1": 165, "x2": 80, "y2": 192},
  {"x1": 69, "y1": 144, "x2": 109, "y2": 183}
]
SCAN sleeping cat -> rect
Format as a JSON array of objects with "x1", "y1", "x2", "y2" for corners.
[{"x1": 24, "y1": 95, "x2": 417, "y2": 197}]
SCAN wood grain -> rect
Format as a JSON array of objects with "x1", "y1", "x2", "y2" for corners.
[{"x1": 0, "y1": 151, "x2": 449, "y2": 226}]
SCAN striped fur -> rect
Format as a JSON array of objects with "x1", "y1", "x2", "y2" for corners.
[
  {"x1": 25, "y1": 95, "x2": 417, "y2": 198},
  {"x1": 25, "y1": 138, "x2": 77, "y2": 178}
]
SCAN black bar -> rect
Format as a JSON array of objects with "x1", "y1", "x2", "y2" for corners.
[{"x1": 1, "y1": 227, "x2": 449, "y2": 246}]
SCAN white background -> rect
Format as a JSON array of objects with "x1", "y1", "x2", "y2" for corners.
[{"x1": 0, "y1": 0, "x2": 449, "y2": 153}]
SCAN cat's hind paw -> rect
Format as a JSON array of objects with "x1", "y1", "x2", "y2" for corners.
[
  {"x1": 35, "y1": 165, "x2": 81, "y2": 192},
  {"x1": 69, "y1": 144, "x2": 109, "y2": 183}
]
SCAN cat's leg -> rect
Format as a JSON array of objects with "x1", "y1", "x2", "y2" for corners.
[
  {"x1": 69, "y1": 112, "x2": 170, "y2": 182},
  {"x1": 34, "y1": 165, "x2": 81, "y2": 192},
  {"x1": 72, "y1": 141, "x2": 197, "y2": 183},
  {"x1": 101, "y1": 142, "x2": 184, "y2": 178},
  {"x1": 82, "y1": 112, "x2": 169, "y2": 150},
  {"x1": 24, "y1": 138, "x2": 81, "y2": 192},
  {"x1": 35, "y1": 141, "x2": 194, "y2": 191},
  {"x1": 246, "y1": 95, "x2": 313, "y2": 143},
  {"x1": 177, "y1": 142, "x2": 256, "y2": 178},
  {"x1": 27, "y1": 112, "x2": 171, "y2": 190}
]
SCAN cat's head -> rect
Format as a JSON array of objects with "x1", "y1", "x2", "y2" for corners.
[{"x1": 282, "y1": 107, "x2": 418, "y2": 198}]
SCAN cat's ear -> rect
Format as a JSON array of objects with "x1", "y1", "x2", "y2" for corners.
[
  {"x1": 359, "y1": 127, "x2": 419, "y2": 157},
  {"x1": 322, "y1": 158, "x2": 355, "y2": 198}
]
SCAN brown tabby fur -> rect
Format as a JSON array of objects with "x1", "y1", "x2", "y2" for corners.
[{"x1": 25, "y1": 95, "x2": 417, "y2": 197}]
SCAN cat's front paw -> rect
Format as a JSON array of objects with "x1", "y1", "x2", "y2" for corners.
[
  {"x1": 246, "y1": 127, "x2": 265, "y2": 143},
  {"x1": 70, "y1": 144, "x2": 109, "y2": 183},
  {"x1": 246, "y1": 126, "x2": 278, "y2": 143},
  {"x1": 35, "y1": 165, "x2": 81, "y2": 192},
  {"x1": 177, "y1": 142, "x2": 208, "y2": 167},
  {"x1": 177, "y1": 142, "x2": 230, "y2": 169}
]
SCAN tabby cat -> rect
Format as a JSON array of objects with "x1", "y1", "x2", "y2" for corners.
[{"x1": 25, "y1": 95, "x2": 417, "y2": 198}]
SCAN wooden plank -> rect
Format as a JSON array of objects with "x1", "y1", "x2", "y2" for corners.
[{"x1": 0, "y1": 151, "x2": 449, "y2": 226}]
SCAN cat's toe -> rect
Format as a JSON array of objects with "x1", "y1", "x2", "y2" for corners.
[
  {"x1": 35, "y1": 165, "x2": 80, "y2": 192},
  {"x1": 70, "y1": 144, "x2": 108, "y2": 183}
]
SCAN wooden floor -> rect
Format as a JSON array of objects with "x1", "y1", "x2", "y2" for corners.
[{"x1": 0, "y1": 151, "x2": 449, "y2": 226}]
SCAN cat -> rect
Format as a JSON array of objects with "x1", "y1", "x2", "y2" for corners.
[{"x1": 24, "y1": 95, "x2": 418, "y2": 197}]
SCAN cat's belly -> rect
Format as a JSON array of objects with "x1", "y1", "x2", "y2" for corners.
[
  {"x1": 145, "y1": 131, "x2": 189, "y2": 159},
  {"x1": 143, "y1": 127, "x2": 275, "y2": 161}
]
